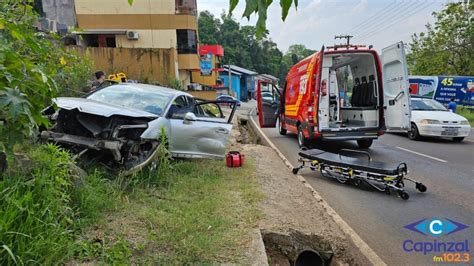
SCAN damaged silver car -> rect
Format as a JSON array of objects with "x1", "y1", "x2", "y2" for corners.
[{"x1": 41, "y1": 83, "x2": 237, "y2": 174}]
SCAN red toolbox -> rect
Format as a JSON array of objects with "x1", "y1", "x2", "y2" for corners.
[{"x1": 226, "y1": 151, "x2": 245, "y2": 167}]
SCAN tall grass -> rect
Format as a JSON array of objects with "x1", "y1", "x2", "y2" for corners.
[
  {"x1": 0, "y1": 144, "x2": 75, "y2": 264},
  {"x1": 0, "y1": 144, "x2": 118, "y2": 264},
  {"x1": 458, "y1": 106, "x2": 474, "y2": 126}
]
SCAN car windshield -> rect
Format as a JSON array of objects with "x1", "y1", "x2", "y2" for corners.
[
  {"x1": 87, "y1": 85, "x2": 173, "y2": 115},
  {"x1": 411, "y1": 98, "x2": 447, "y2": 111}
]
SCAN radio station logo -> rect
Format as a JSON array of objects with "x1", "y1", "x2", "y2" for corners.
[{"x1": 403, "y1": 218, "x2": 470, "y2": 263}]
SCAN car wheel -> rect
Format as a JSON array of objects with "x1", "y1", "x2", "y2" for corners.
[
  {"x1": 297, "y1": 124, "x2": 310, "y2": 148},
  {"x1": 277, "y1": 117, "x2": 287, "y2": 135},
  {"x1": 357, "y1": 139, "x2": 373, "y2": 149},
  {"x1": 408, "y1": 123, "x2": 420, "y2": 140},
  {"x1": 452, "y1": 137, "x2": 464, "y2": 142}
]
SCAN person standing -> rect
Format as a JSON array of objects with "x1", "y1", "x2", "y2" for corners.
[
  {"x1": 447, "y1": 98, "x2": 457, "y2": 113},
  {"x1": 91, "y1": 71, "x2": 106, "y2": 91}
]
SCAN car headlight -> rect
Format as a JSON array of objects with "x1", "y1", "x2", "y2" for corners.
[
  {"x1": 419, "y1": 119, "x2": 441, "y2": 125},
  {"x1": 460, "y1": 120, "x2": 470, "y2": 125}
]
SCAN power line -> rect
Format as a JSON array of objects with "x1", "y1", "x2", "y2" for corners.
[
  {"x1": 353, "y1": 0, "x2": 427, "y2": 41},
  {"x1": 354, "y1": 1, "x2": 434, "y2": 42},
  {"x1": 354, "y1": 1, "x2": 435, "y2": 42},
  {"x1": 352, "y1": 0, "x2": 423, "y2": 38},
  {"x1": 346, "y1": 1, "x2": 400, "y2": 33}
]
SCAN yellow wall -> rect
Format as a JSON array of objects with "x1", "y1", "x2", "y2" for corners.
[
  {"x1": 187, "y1": 91, "x2": 217, "y2": 100},
  {"x1": 75, "y1": 0, "x2": 175, "y2": 14},
  {"x1": 72, "y1": 46, "x2": 178, "y2": 85},
  {"x1": 115, "y1": 30, "x2": 176, "y2": 49},
  {"x1": 178, "y1": 54, "x2": 199, "y2": 70}
]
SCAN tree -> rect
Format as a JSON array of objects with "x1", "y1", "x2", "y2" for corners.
[
  {"x1": 278, "y1": 44, "x2": 315, "y2": 81},
  {"x1": 198, "y1": 11, "x2": 284, "y2": 78},
  {"x1": 198, "y1": 11, "x2": 221, "y2": 45},
  {"x1": 407, "y1": 2, "x2": 473, "y2": 76}
]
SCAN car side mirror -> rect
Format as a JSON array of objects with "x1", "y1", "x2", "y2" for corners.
[{"x1": 183, "y1": 112, "x2": 197, "y2": 124}]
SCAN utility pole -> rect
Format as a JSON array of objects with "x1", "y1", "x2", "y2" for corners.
[
  {"x1": 228, "y1": 64, "x2": 232, "y2": 94},
  {"x1": 335, "y1": 35, "x2": 353, "y2": 46}
]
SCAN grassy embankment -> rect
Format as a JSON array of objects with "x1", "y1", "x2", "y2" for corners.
[
  {"x1": 458, "y1": 106, "x2": 474, "y2": 126},
  {"x1": 0, "y1": 144, "x2": 261, "y2": 264}
]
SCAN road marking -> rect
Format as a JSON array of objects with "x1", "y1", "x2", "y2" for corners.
[
  {"x1": 396, "y1": 146, "x2": 448, "y2": 163},
  {"x1": 248, "y1": 112, "x2": 386, "y2": 266}
]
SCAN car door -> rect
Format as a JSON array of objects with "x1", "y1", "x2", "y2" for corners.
[
  {"x1": 168, "y1": 98, "x2": 237, "y2": 158},
  {"x1": 382, "y1": 41, "x2": 411, "y2": 131},
  {"x1": 257, "y1": 80, "x2": 281, "y2": 127}
]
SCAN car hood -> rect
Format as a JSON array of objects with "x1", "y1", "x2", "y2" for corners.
[
  {"x1": 54, "y1": 97, "x2": 159, "y2": 118},
  {"x1": 412, "y1": 110, "x2": 467, "y2": 122}
]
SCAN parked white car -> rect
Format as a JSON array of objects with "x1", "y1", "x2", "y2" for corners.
[{"x1": 408, "y1": 96, "x2": 471, "y2": 142}]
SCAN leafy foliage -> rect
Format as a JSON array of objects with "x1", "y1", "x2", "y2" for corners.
[
  {"x1": 407, "y1": 2, "x2": 473, "y2": 75},
  {"x1": 0, "y1": 1, "x2": 93, "y2": 152},
  {"x1": 198, "y1": 11, "x2": 314, "y2": 81},
  {"x1": 230, "y1": 0, "x2": 298, "y2": 37}
]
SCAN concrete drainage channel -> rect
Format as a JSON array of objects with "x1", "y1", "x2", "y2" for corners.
[
  {"x1": 237, "y1": 115, "x2": 261, "y2": 145},
  {"x1": 262, "y1": 230, "x2": 332, "y2": 266},
  {"x1": 238, "y1": 108, "x2": 385, "y2": 265},
  {"x1": 237, "y1": 115, "x2": 341, "y2": 266}
]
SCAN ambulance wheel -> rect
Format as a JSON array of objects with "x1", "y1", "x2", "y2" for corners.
[
  {"x1": 357, "y1": 139, "x2": 373, "y2": 149},
  {"x1": 297, "y1": 125, "x2": 310, "y2": 148},
  {"x1": 408, "y1": 123, "x2": 421, "y2": 140},
  {"x1": 416, "y1": 183, "x2": 427, "y2": 192},
  {"x1": 277, "y1": 117, "x2": 287, "y2": 135},
  {"x1": 398, "y1": 191, "x2": 410, "y2": 200}
]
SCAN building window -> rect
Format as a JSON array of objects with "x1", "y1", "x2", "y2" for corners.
[
  {"x1": 177, "y1": 30, "x2": 197, "y2": 54},
  {"x1": 82, "y1": 34, "x2": 116, "y2": 48},
  {"x1": 175, "y1": 0, "x2": 197, "y2": 15}
]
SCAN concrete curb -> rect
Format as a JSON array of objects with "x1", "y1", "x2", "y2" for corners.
[{"x1": 247, "y1": 110, "x2": 386, "y2": 266}]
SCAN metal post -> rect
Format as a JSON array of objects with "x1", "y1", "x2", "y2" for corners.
[{"x1": 228, "y1": 64, "x2": 232, "y2": 94}]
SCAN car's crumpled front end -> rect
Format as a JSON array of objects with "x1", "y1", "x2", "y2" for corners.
[{"x1": 41, "y1": 97, "x2": 161, "y2": 174}]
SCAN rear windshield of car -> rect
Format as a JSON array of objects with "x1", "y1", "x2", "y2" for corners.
[
  {"x1": 87, "y1": 85, "x2": 173, "y2": 115},
  {"x1": 411, "y1": 98, "x2": 447, "y2": 111}
]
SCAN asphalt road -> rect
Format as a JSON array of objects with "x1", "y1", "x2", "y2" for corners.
[{"x1": 250, "y1": 110, "x2": 473, "y2": 265}]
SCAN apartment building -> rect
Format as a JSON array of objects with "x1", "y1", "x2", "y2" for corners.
[{"x1": 73, "y1": 0, "x2": 199, "y2": 86}]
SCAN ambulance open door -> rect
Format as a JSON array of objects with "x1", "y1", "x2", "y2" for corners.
[
  {"x1": 257, "y1": 80, "x2": 281, "y2": 128},
  {"x1": 381, "y1": 41, "x2": 411, "y2": 131}
]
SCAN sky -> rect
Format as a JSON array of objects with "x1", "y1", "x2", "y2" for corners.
[{"x1": 197, "y1": 0, "x2": 451, "y2": 53}]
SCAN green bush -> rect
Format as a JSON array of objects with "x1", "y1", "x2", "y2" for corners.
[{"x1": 0, "y1": 1, "x2": 93, "y2": 152}]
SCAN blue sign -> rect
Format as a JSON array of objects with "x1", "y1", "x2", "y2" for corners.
[
  {"x1": 200, "y1": 53, "x2": 213, "y2": 76},
  {"x1": 409, "y1": 76, "x2": 474, "y2": 106},
  {"x1": 433, "y1": 76, "x2": 474, "y2": 106}
]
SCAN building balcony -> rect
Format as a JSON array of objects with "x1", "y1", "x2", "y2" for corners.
[{"x1": 178, "y1": 54, "x2": 199, "y2": 70}]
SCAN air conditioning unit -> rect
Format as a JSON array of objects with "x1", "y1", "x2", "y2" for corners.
[{"x1": 126, "y1": 31, "x2": 139, "y2": 40}]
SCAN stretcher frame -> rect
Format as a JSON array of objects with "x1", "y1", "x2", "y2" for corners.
[{"x1": 292, "y1": 149, "x2": 427, "y2": 200}]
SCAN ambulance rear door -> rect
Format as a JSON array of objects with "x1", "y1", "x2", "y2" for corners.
[{"x1": 381, "y1": 41, "x2": 411, "y2": 131}]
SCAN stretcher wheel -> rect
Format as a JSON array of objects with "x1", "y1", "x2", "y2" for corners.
[
  {"x1": 416, "y1": 183, "x2": 427, "y2": 192},
  {"x1": 398, "y1": 191, "x2": 410, "y2": 200},
  {"x1": 292, "y1": 168, "x2": 299, "y2": 175}
]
